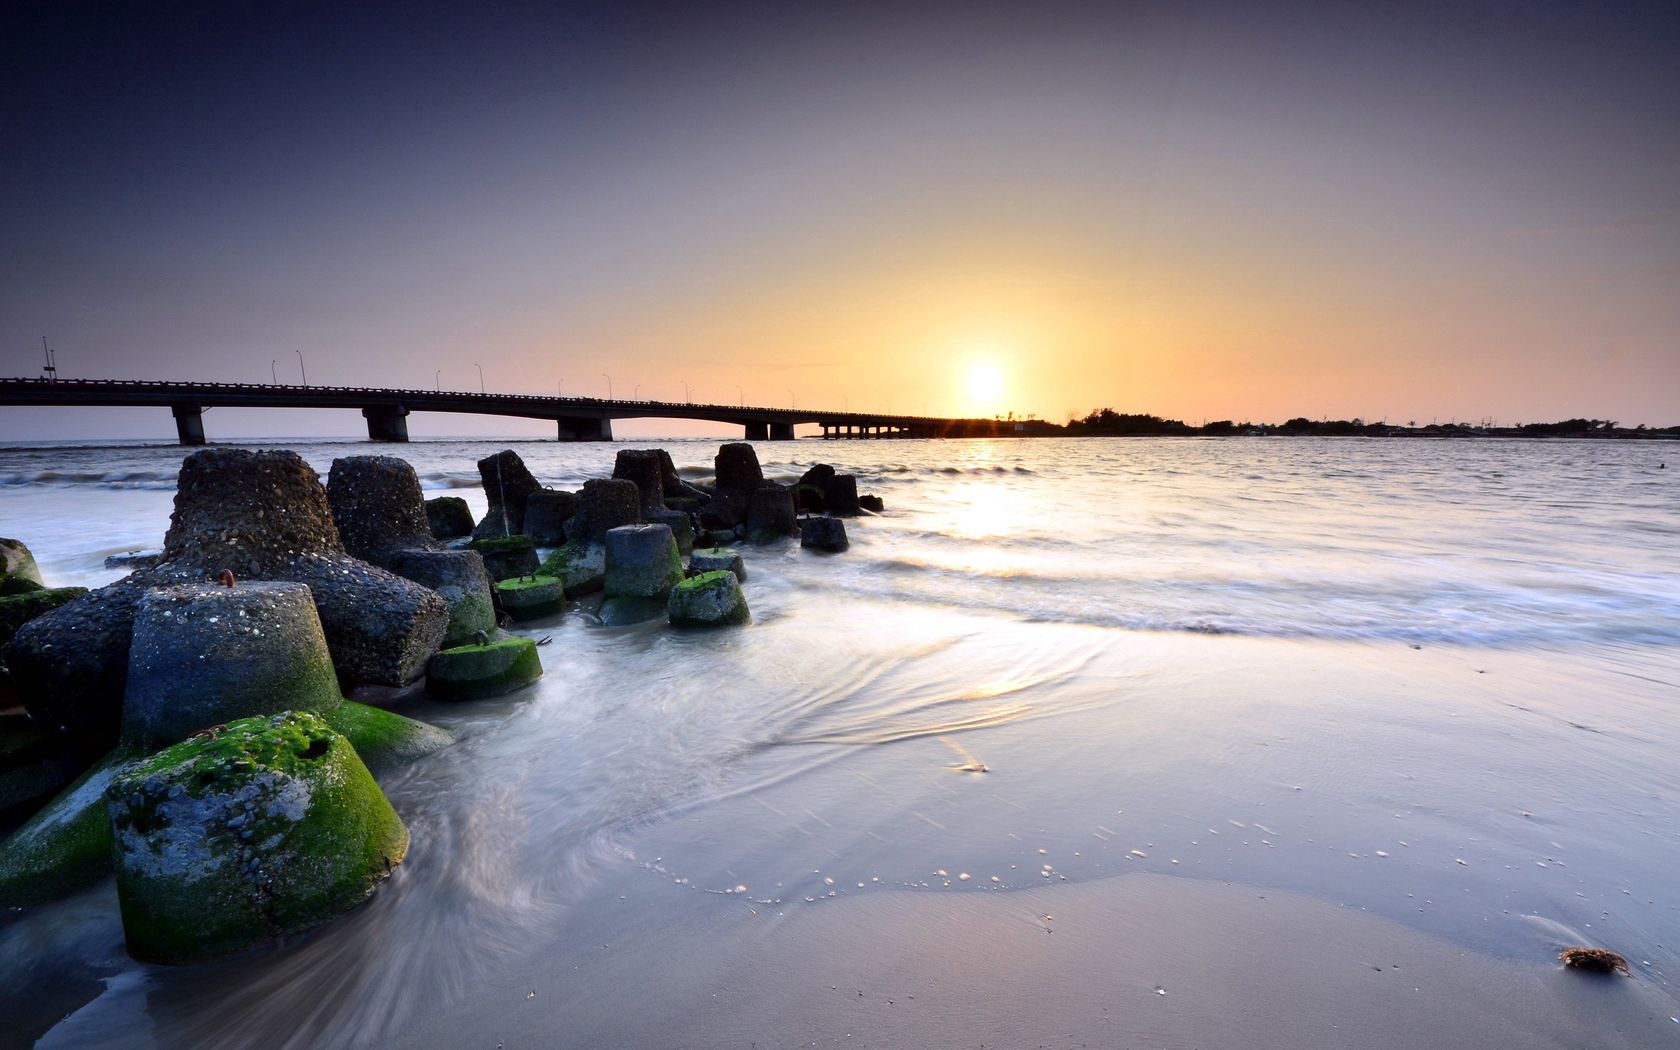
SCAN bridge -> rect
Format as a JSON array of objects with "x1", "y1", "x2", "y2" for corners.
[{"x1": 0, "y1": 378, "x2": 1024, "y2": 444}]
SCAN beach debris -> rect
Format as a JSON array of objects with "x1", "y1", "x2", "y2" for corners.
[
  {"x1": 107, "y1": 711, "x2": 408, "y2": 964},
  {"x1": 1559, "y1": 947, "x2": 1630, "y2": 975}
]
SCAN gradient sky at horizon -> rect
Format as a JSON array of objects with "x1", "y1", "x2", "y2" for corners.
[{"x1": 2, "y1": 0, "x2": 1676, "y2": 440}]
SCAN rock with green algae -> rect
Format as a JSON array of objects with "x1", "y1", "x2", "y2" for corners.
[
  {"x1": 604, "y1": 524, "x2": 682, "y2": 600},
  {"x1": 0, "y1": 587, "x2": 88, "y2": 649},
  {"x1": 426, "y1": 637, "x2": 542, "y2": 701},
  {"x1": 667, "y1": 570, "x2": 751, "y2": 627},
  {"x1": 0, "y1": 574, "x2": 44, "y2": 596},
  {"x1": 0, "y1": 714, "x2": 87, "y2": 824},
  {"x1": 540, "y1": 540, "x2": 606, "y2": 595},
  {"x1": 598, "y1": 594, "x2": 669, "y2": 626},
  {"x1": 0, "y1": 538, "x2": 43, "y2": 586},
  {"x1": 495, "y1": 575, "x2": 565, "y2": 621},
  {"x1": 425, "y1": 495, "x2": 475, "y2": 540},
  {"x1": 388, "y1": 548, "x2": 497, "y2": 646},
  {"x1": 0, "y1": 749, "x2": 138, "y2": 907},
  {"x1": 469, "y1": 535, "x2": 540, "y2": 581},
  {"x1": 688, "y1": 548, "x2": 746, "y2": 582},
  {"x1": 106, "y1": 711, "x2": 408, "y2": 964}
]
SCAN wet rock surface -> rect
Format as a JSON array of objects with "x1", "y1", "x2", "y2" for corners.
[
  {"x1": 424, "y1": 497, "x2": 475, "y2": 540},
  {"x1": 327, "y1": 456, "x2": 439, "y2": 568},
  {"x1": 801, "y1": 516, "x2": 849, "y2": 552},
  {"x1": 426, "y1": 637, "x2": 543, "y2": 701},
  {"x1": 613, "y1": 450, "x2": 668, "y2": 516},
  {"x1": 472, "y1": 449, "x2": 542, "y2": 540},
  {"x1": 388, "y1": 549, "x2": 497, "y2": 646},
  {"x1": 523, "y1": 489, "x2": 578, "y2": 545},
  {"x1": 567, "y1": 479, "x2": 641, "y2": 545},
  {"x1": 667, "y1": 570, "x2": 751, "y2": 627}
]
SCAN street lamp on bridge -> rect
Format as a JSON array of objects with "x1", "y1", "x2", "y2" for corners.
[
  {"x1": 602, "y1": 373, "x2": 612, "y2": 399},
  {"x1": 271, "y1": 360, "x2": 277, "y2": 385},
  {"x1": 295, "y1": 350, "x2": 307, "y2": 385},
  {"x1": 788, "y1": 388, "x2": 796, "y2": 410},
  {"x1": 475, "y1": 363, "x2": 484, "y2": 393},
  {"x1": 435, "y1": 369, "x2": 440, "y2": 391}
]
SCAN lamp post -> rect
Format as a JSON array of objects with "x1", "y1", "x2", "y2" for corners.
[
  {"x1": 788, "y1": 388, "x2": 796, "y2": 410},
  {"x1": 435, "y1": 369, "x2": 440, "y2": 391},
  {"x1": 557, "y1": 379, "x2": 563, "y2": 397},
  {"x1": 475, "y1": 363, "x2": 484, "y2": 393},
  {"x1": 602, "y1": 373, "x2": 612, "y2": 399},
  {"x1": 633, "y1": 384, "x2": 641, "y2": 400},
  {"x1": 271, "y1": 360, "x2": 277, "y2": 384},
  {"x1": 296, "y1": 350, "x2": 306, "y2": 385},
  {"x1": 683, "y1": 380, "x2": 691, "y2": 403}
]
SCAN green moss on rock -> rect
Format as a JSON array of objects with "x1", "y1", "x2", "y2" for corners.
[
  {"x1": 0, "y1": 749, "x2": 137, "y2": 907},
  {"x1": 426, "y1": 637, "x2": 543, "y2": 701},
  {"x1": 0, "y1": 587, "x2": 89, "y2": 649},
  {"x1": 469, "y1": 534, "x2": 534, "y2": 553},
  {"x1": 107, "y1": 711, "x2": 408, "y2": 965},
  {"x1": 0, "y1": 574, "x2": 44, "y2": 596},
  {"x1": 495, "y1": 575, "x2": 566, "y2": 621},
  {"x1": 539, "y1": 541, "x2": 605, "y2": 595},
  {"x1": 667, "y1": 570, "x2": 751, "y2": 627},
  {"x1": 320, "y1": 701, "x2": 453, "y2": 777}
]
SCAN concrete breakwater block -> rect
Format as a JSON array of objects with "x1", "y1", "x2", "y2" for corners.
[
  {"x1": 103, "y1": 549, "x2": 163, "y2": 571},
  {"x1": 613, "y1": 449, "x2": 668, "y2": 516},
  {"x1": 0, "y1": 587, "x2": 87, "y2": 649},
  {"x1": 388, "y1": 548, "x2": 497, "y2": 646},
  {"x1": 6, "y1": 449, "x2": 449, "y2": 744},
  {"x1": 689, "y1": 547, "x2": 745, "y2": 582},
  {"x1": 821, "y1": 474, "x2": 862, "y2": 517},
  {"x1": 0, "y1": 538, "x2": 43, "y2": 586},
  {"x1": 747, "y1": 485, "x2": 797, "y2": 543},
  {"x1": 470, "y1": 535, "x2": 540, "y2": 581},
  {"x1": 540, "y1": 541, "x2": 606, "y2": 595},
  {"x1": 715, "y1": 443, "x2": 764, "y2": 490},
  {"x1": 0, "y1": 714, "x2": 85, "y2": 825},
  {"x1": 646, "y1": 507, "x2": 694, "y2": 553},
  {"x1": 496, "y1": 575, "x2": 565, "y2": 621},
  {"x1": 426, "y1": 637, "x2": 543, "y2": 701},
  {"x1": 0, "y1": 749, "x2": 137, "y2": 907},
  {"x1": 472, "y1": 449, "x2": 543, "y2": 540},
  {"x1": 523, "y1": 489, "x2": 578, "y2": 545},
  {"x1": 604, "y1": 525, "x2": 683, "y2": 599},
  {"x1": 425, "y1": 496, "x2": 475, "y2": 540},
  {"x1": 107, "y1": 711, "x2": 408, "y2": 965},
  {"x1": 122, "y1": 582, "x2": 342, "y2": 751},
  {"x1": 566, "y1": 479, "x2": 641, "y2": 545},
  {"x1": 667, "y1": 570, "x2": 750, "y2": 627},
  {"x1": 327, "y1": 456, "x2": 439, "y2": 569},
  {"x1": 800, "y1": 517, "x2": 849, "y2": 552}
]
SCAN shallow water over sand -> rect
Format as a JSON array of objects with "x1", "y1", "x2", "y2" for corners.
[{"x1": 1, "y1": 436, "x2": 1677, "y2": 1048}]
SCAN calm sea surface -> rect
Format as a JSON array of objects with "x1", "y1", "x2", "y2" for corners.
[{"x1": 1, "y1": 435, "x2": 1677, "y2": 1047}]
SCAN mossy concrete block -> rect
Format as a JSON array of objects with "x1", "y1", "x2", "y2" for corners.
[
  {"x1": 122, "y1": 582, "x2": 344, "y2": 751},
  {"x1": 327, "y1": 456, "x2": 438, "y2": 569},
  {"x1": 0, "y1": 574, "x2": 45, "y2": 596},
  {"x1": 859, "y1": 494, "x2": 885, "y2": 513},
  {"x1": 107, "y1": 712, "x2": 408, "y2": 965},
  {"x1": 540, "y1": 541, "x2": 606, "y2": 595},
  {"x1": 793, "y1": 483, "x2": 825, "y2": 512},
  {"x1": 470, "y1": 536, "x2": 540, "y2": 581},
  {"x1": 426, "y1": 637, "x2": 543, "y2": 701},
  {"x1": 646, "y1": 508, "x2": 694, "y2": 554},
  {"x1": 472, "y1": 449, "x2": 542, "y2": 540},
  {"x1": 612, "y1": 449, "x2": 668, "y2": 515},
  {"x1": 318, "y1": 700, "x2": 452, "y2": 778},
  {"x1": 523, "y1": 490, "x2": 578, "y2": 546},
  {"x1": 0, "y1": 714, "x2": 85, "y2": 825},
  {"x1": 425, "y1": 496, "x2": 476, "y2": 540},
  {"x1": 0, "y1": 749, "x2": 136, "y2": 907},
  {"x1": 389, "y1": 549, "x2": 496, "y2": 646},
  {"x1": 689, "y1": 547, "x2": 745, "y2": 582},
  {"x1": 604, "y1": 524, "x2": 682, "y2": 599},
  {"x1": 667, "y1": 571, "x2": 750, "y2": 627},
  {"x1": 0, "y1": 539, "x2": 43, "y2": 586},
  {"x1": 800, "y1": 517, "x2": 849, "y2": 552},
  {"x1": 598, "y1": 594, "x2": 668, "y2": 626},
  {"x1": 747, "y1": 485, "x2": 797, "y2": 541},
  {"x1": 0, "y1": 586, "x2": 88, "y2": 649},
  {"x1": 496, "y1": 575, "x2": 565, "y2": 621}
]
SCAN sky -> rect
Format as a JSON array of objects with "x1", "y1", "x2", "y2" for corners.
[{"x1": 2, "y1": 0, "x2": 1676, "y2": 440}]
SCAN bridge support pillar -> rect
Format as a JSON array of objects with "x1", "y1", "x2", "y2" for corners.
[
  {"x1": 557, "y1": 416, "x2": 613, "y2": 441},
  {"x1": 744, "y1": 421, "x2": 769, "y2": 440},
  {"x1": 171, "y1": 404, "x2": 205, "y2": 446},
  {"x1": 769, "y1": 422, "x2": 795, "y2": 441},
  {"x1": 362, "y1": 405, "x2": 410, "y2": 442}
]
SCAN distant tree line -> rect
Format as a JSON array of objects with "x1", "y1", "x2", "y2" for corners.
[{"x1": 1059, "y1": 409, "x2": 1680, "y2": 439}]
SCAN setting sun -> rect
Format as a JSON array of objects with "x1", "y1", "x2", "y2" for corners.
[{"x1": 965, "y1": 363, "x2": 1004, "y2": 414}]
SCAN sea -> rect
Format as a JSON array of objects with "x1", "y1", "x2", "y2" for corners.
[{"x1": 1, "y1": 435, "x2": 1677, "y2": 1048}]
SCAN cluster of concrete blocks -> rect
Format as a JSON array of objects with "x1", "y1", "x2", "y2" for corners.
[{"x1": 0, "y1": 439, "x2": 881, "y2": 966}]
